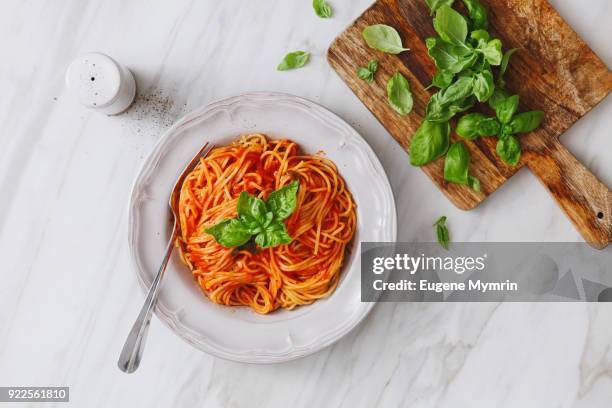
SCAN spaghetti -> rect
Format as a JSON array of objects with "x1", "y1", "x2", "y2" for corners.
[{"x1": 176, "y1": 134, "x2": 357, "y2": 314}]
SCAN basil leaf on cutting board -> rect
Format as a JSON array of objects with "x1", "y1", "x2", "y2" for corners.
[
  {"x1": 409, "y1": 120, "x2": 450, "y2": 166},
  {"x1": 496, "y1": 135, "x2": 522, "y2": 166},
  {"x1": 433, "y1": 5, "x2": 469, "y2": 46},
  {"x1": 509, "y1": 111, "x2": 545, "y2": 134},
  {"x1": 362, "y1": 24, "x2": 410, "y2": 54},
  {"x1": 462, "y1": 0, "x2": 488, "y2": 30},
  {"x1": 425, "y1": 0, "x2": 455, "y2": 15},
  {"x1": 476, "y1": 39, "x2": 503, "y2": 65},
  {"x1": 312, "y1": 0, "x2": 332, "y2": 18},
  {"x1": 387, "y1": 71, "x2": 414, "y2": 115},
  {"x1": 444, "y1": 142, "x2": 480, "y2": 192},
  {"x1": 277, "y1": 51, "x2": 310, "y2": 71},
  {"x1": 425, "y1": 37, "x2": 477, "y2": 74},
  {"x1": 472, "y1": 69, "x2": 494, "y2": 102},
  {"x1": 495, "y1": 94, "x2": 519, "y2": 124}
]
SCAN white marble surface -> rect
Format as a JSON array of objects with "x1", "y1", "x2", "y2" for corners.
[{"x1": 0, "y1": 0, "x2": 610, "y2": 406}]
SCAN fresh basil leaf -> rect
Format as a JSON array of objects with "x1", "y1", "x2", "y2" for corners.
[
  {"x1": 444, "y1": 142, "x2": 480, "y2": 191},
  {"x1": 438, "y1": 76, "x2": 474, "y2": 104},
  {"x1": 426, "y1": 37, "x2": 477, "y2": 74},
  {"x1": 509, "y1": 111, "x2": 545, "y2": 134},
  {"x1": 277, "y1": 51, "x2": 310, "y2": 71},
  {"x1": 313, "y1": 0, "x2": 332, "y2": 18},
  {"x1": 433, "y1": 5, "x2": 469, "y2": 46},
  {"x1": 426, "y1": 93, "x2": 476, "y2": 122},
  {"x1": 472, "y1": 69, "x2": 495, "y2": 102},
  {"x1": 357, "y1": 59, "x2": 378, "y2": 83},
  {"x1": 237, "y1": 191, "x2": 268, "y2": 227},
  {"x1": 477, "y1": 39, "x2": 502, "y2": 65},
  {"x1": 362, "y1": 24, "x2": 409, "y2": 54},
  {"x1": 409, "y1": 120, "x2": 450, "y2": 166},
  {"x1": 205, "y1": 218, "x2": 252, "y2": 248},
  {"x1": 470, "y1": 29, "x2": 489, "y2": 43},
  {"x1": 430, "y1": 70, "x2": 455, "y2": 89},
  {"x1": 368, "y1": 59, "x2": 379, "y2": 72},
  {"x1": 387, "y1": 71, "x2": 414, "y2": 115},
  {"x1": 357, "y1": 67, "x2": 374, "y2": 82},
  {"x1": 496, "y1": 135, "x2": 521, "y2": 165},
  {"x1": 495, "y1": 94, "x2": 519, "y2": 124},
  {"x1": 476, "y1": 117, "x2": 501, "y2": 136},
  {"x1": 462, "y1": 0, "x2": 488, "y2": 30},
  {"x1": 456, "y1": 112, "x2": 487, "y2": 139},
  {"x1": 425, "y1": 0, "x2": 455, "y2": 15},
  {"x1": 497, "y1": 48, "x2": 517, "y2": 87},
  {"x1": 266, "y1": 180, "x2": 299, "y2": 221},
  {"x1": 433, "y1": 216, "x2": 450, "y2": 250},
  {"x1": 468, "y1": 176, "x2": 481, "y2": 192},
  {"x1": 488, "y1": 88, "x2": 509, "y2": 110},
  {"x1": 255, "y1": 221, "x2": 292, "y2": 248}
]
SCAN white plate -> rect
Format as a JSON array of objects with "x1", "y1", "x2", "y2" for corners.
[{"x1": 128, "y1": 92, "x2": 397, "y2": 363}]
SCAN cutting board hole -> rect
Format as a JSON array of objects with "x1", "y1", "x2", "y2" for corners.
[{"x1": 597, "y1": 211, "x2": 604, "y2": 219}]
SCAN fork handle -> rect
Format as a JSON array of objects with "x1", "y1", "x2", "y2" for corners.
[{"x1": 118, "y1": 226, "x2": 177, "y2": 373}]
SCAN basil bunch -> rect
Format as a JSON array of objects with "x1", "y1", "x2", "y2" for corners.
[
  {"x1": 411, "y1": 1, "x2": 507, "y2": 171},
  {"x1": 456, "y1": 92, "x2": 544, "y2": 165},
  {"x1": 206, "y1": 181, "x2": 299, "y2": 248}
]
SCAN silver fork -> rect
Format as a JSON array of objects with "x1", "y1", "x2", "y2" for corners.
[{"x1": 118, "y1": 142, "x2": 214, "y2": 373}]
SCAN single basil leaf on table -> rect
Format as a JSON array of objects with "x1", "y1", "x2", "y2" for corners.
[
  {"x1": 497, "y1": 48, "x2": 517, "y2": 87},
  {"x1": 456, "y1": 112, "x2": 486, "y2": 139},
  {"x1": 472, "y1": 69, "x2": 495, "y2": 102},
  {"x1": 433, "y1": 216, "x2": 450, "y2": 250},
  {"x1": 312, "y1": 0, "x2": 332, "y2": 18},
  {"x1": 387, "y1": 71, "x2": 414, "y2": 115},
  {"x1": 362, "y1": 24, "x2": 409, "y2": 54},
  {"x1": 462, "y1": 0, "x2": 488, "y2": 30},
  {"x1": 255, "y1": 221, "x2": 292, "y2": 248},
  {"x1": 409, "y1": 120, "x2": 450, "y2": 166},
  {"x1": 277, "y1": 51, "x2": 310, "y2": 71},
  {"x1": 444, "y1": 142, "x2": 480, "y2": 192},
  {"x1": 495, "y1": 94, "x2": 519, "y2": 124},
  {"x1": 425, "y1": 0, "x2": 455, "y2": 15},
  {"x1": 433, "y1": 5, "x2": 469, "y2": 46},
  {"x1": 425, "y1": 37, "x2": 477, "y2": 74},
  {"x1": 496, "y1": 135, "x2": 522, "y2": 165},
  {"x1": 237, "y1": 191, "x2": 268, "y2": 227},
  {"x1": 266, "y1": 180, "x2": 299, "y2": 221},
  {"x1": 509, "y1": 111, "x2": 545, "y2": 134},
  {"x1": 205, "y1": 218, "x2": 252, "y2": 248}
]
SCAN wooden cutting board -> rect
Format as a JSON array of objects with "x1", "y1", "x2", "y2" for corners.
[{"x1": 328, "y1": 0, "x2": 612, "y2": 248}]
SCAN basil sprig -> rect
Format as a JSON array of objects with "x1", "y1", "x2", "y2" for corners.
[
  {"x1": 456, "y1": 93, "x2": 544, "y2": 165},
  {"x1": 277, "y1": 51, "x2": 310, "y2": 71},
  {"x1": 357, "y1": 59, "x2": 379, "y2": 83},
  {"x1": 205, "y1": 181, "x2": 299, "y2": 248}
]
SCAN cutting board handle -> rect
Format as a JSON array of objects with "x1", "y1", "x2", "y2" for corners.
[{"x1": 526, "y1": 139, "x2": 611, "y2": 249}]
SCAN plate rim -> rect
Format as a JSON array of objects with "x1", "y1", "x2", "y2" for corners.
[{"x1": 127, "y1": 91, "x2": 397, "y2": 363}]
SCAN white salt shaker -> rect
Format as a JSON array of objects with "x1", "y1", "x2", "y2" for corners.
[{"x1": 65, "y1": 53, "x2": 136, "y2": 115}]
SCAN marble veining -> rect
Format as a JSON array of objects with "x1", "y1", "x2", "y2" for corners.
[{"x1": 0, "y1": 0, "x2": 610, "y2": 407}]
